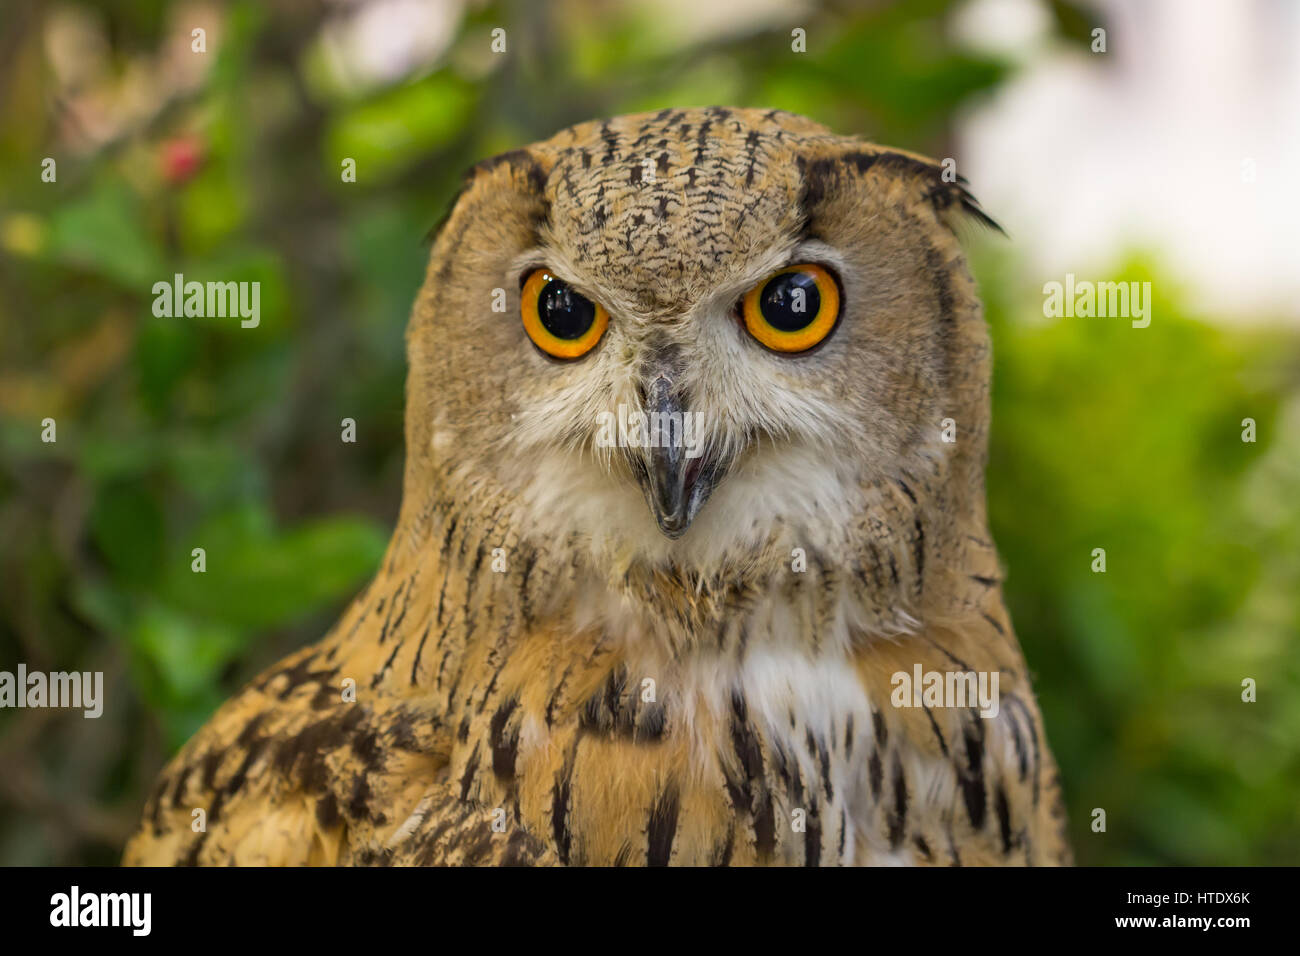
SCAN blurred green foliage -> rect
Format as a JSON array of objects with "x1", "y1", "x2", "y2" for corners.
[
  {"x1": 978, "y1": 251, "x2": 1300, "y2": 864},
  {"x1": 0, "y1": 0, "x2": 1295, "y2": 866}
]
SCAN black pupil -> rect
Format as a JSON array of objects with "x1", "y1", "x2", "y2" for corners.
[
  {"x1": 538, "y1": 278, "x2": 596, "y2": 340},
  {"x1": 759, "y1": 271, "x2": 821, "y2": 332}
]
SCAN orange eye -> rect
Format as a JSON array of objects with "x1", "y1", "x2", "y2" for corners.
[
  {"x1": 740, "y1": 263, "x2": 840, "y2": 353},
  {"x1": 520, "y1": 269, "x2": 609, "y2": 359}
]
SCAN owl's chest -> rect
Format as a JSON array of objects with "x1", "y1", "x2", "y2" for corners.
[
  {"x1": 441, "y1": 556, "x2": 912, "y2": 865},
  {"x1": 675, "y1": 646, "x2": 878, "y2": 864},
  {"x1": 482, "y1": 640, "x2": 881, "y2": 866}
]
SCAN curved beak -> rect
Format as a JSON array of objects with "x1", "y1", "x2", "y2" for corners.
[{"x1": 633, "y1": 367, "x2": 718, "y2": 538}]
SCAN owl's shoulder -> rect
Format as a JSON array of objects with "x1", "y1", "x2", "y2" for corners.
[{"x1": 122, "y1": 619, "x2": 453, "y2": 865}]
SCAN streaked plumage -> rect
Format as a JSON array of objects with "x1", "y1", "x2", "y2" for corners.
[{"x1": 125, "y1": 108, "x2": 1070, "y2": 866}]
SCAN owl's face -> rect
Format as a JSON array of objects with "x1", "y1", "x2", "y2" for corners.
[{"x1": 412, "y1": 109, "x2": 990, "y2": 590}]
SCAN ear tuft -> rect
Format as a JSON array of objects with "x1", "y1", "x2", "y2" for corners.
[
  {"x1": 424, "y1": 149, "x2": 549, "y2": 247},
  {"x1": 928, "y1": 176, "x2": 1006, "y2": 237},
  {"x1": 798, "y1": 146, "x2": 1005, "y2": 239}
]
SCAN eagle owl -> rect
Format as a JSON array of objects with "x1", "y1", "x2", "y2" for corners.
[{"x1": 125, "y1": 108, "x2": 1071, "y2": 866}]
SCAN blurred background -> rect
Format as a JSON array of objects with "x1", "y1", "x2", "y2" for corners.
[{"x1": 0, "y1": 0, "x2": 1296, "y2": 866}]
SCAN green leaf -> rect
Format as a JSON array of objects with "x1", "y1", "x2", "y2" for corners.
[
  {"x1": 327, "y1": 73, "x2": 477, "y2": 182},
  {"x1": 161, "y1": 505, "x2": 385, "y2": 630},
  {"x1": 45, "y1": 185, "x2": 164, "y2": 289},
  {"x1": 89, "y1": 480, "x2": 166, "y2": 588}
]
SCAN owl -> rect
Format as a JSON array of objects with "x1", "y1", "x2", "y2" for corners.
[{"x1": 124, "y1": 108, "x2": 1071, "y2": 866}]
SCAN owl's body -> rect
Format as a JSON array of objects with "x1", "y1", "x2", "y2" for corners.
[{"x1": 125, "y1": 108, "x2": 1070, "y2": 866}]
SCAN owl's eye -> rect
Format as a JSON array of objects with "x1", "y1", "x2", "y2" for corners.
[
  {"x1": 520, "y1": 269, "x2": 609, "y2": 359},
  {"x1": 741, "y1": 263, "x2": 840, "y2": 353}
]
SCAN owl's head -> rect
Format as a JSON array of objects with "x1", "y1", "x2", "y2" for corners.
[{"x1": 400, "y1": 108, "x2": 998, "y2": 637}]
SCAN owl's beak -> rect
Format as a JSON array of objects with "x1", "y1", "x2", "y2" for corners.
[{"x1": 634, "y1": 372, "x2": 716, "y2": 539}]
